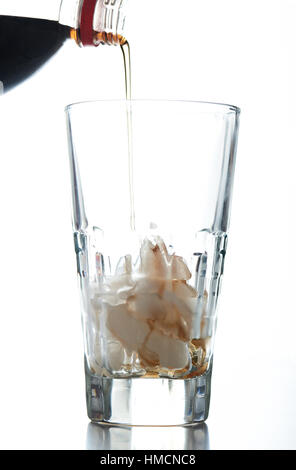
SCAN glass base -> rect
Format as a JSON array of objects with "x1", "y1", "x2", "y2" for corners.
[{"x1": 85, "y1": 361, "x2": 212, "y2": 426}]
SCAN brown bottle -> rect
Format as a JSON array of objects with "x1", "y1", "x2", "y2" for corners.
[{"x1": 0, "y1": 0, "x2": 127, "y2": 93}]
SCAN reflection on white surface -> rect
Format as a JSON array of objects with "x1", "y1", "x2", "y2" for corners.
[{"x1": 86, "y1": 423, "x2": 209, "y2": 450}]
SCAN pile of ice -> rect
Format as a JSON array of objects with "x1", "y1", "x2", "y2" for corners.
[{"x1": 91, "y1": 237, "x2": 197, "y2": 374}]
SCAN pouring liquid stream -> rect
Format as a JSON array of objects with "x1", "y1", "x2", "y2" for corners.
[{"x1": 120, "y1": 40, "x2": 136, "y2": 231}]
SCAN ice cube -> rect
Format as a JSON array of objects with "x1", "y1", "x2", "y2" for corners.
[
  {"x1": 105, "y1": 340, "x2": 125, "y2": 372},
  {"x1": 172, "y1": 280, "x2": 197, "y2": 298},
  {"x1": 155, "y1": 289, "x2": 192, "y2": 341},
  {"x1": 140, "y1": 238, "x2": 170, "y2": 279},
  {"x1": 171, "y1": 255, "x2": 192, "y2": 280},
  {"x1": 140, "y1": 330, "x2": 189, "y2": 370},
  {"x1": 172, "y1": 281, "x2": 197, "y2": 312},
  {"x1": 106, "y1": 303, "x2": 150, "y2": 352},
  {"x1": 127, "y1": 292, "x2": 167, "y2": 322}
]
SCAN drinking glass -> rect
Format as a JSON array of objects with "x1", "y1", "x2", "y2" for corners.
[{"x1": 65, "y1": 100, "x2": 240, "y2": 425}]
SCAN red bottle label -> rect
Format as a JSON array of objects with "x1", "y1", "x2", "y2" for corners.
[{"x1": 80, "y1": 0, "x2": 98, "y2": 46}]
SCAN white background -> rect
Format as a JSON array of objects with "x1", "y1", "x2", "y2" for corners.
[{"x1": 0, "y1": 0, "x2": 295, "y2": 449}]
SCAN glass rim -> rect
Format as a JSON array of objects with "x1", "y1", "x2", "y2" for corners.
[{"x1": 65, "y1": 99, "x2": 241, "y2": 115}]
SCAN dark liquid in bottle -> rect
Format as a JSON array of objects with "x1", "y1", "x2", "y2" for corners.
[{"x1": 0, "y1": 16, "x2": 71, "y2": 92}]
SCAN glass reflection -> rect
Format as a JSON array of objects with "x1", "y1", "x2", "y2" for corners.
[{"x1": 86, "y1": 422, "x2": 209, "y2": 450}]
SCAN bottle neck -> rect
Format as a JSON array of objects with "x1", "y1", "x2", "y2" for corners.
[{"x1": 60, "y1": 0, "x2": 127, "y2": 46}]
